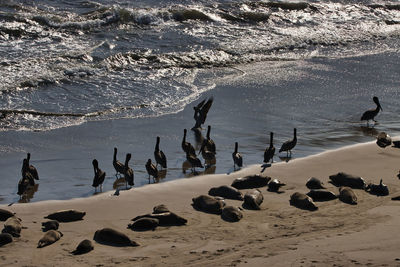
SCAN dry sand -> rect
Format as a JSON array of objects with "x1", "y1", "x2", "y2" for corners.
[{"x1": 1, "y1": 141, "x2": 400, "y2": 266}]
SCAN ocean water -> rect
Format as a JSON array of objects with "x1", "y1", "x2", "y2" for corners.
[{"x1": 1, "y1": 0, "x2": 400, "y2": 204}]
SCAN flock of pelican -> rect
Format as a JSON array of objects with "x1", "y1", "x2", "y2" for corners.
[{"x1": 16, "y1": 96, "x2": 382, "y2": 197}]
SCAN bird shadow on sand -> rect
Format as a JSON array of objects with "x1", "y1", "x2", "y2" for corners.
[{"x1": 260, "y1": 163, "x2": 271, "y2": 173}]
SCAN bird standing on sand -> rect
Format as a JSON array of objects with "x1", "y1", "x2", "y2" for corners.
[
  {"x1": 192, "y1": 97, "x2": 213, "y2": 129},
  {"x1": 145, "y1": 159, "x2": 159, "y2": 183},
  {"x1": 123, "y1": 153, "x2": 134, "y2": 188},
  {"x1": 92, "y1": 159, "x2": 106, "y2": 192},
  {"x1": 113, "y1": 147, "x2": 125, "y2": 177},
  {"x1": 25, "y1": 153, "x2": 39, "y2": 180},
  {"x1": 186, "y1": 151, "x2": 203, "y2": 172},
  {"x1": 279, "y1": 128, "x2": 297, "y2": 157},
  {"x1": 232, "y1": 142, "x2": 243, "y2": 170},
  {"x1": 182, "y1": 129, "x2": 196, "y2": 156},
  {"x1": 264, "y1": 132, "x2": 275, "y2": 164},
  {"x1": 361, "y1": 96, "x2": 382, "y2": 126},
  {"x1": 154, "y1": 136, "x2": 167, "y2": 169}
]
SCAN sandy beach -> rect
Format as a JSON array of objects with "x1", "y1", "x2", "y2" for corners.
[{"x1": 1, "y1": 141, "x2": 400, "y2": 266}]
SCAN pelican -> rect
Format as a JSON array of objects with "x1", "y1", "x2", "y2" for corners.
[
  {"x1": 279, "y1": 128, "x2": 297, "y2": 157},
  {"x1": 26, "y1": 153, "x2": 39, "y2": 180},
  {"x1": 154, "y1": 136, "x2": 167, "y2": 169},
  {"x1": 123, "y1": 153, "x2": 134, "y2": 188},
  {"x1": 18, "y1": 159, "x2": 35, "y2": 197},
  {"x1": 92, "y1": 159, "x2": 106, "y2": 192},
  {"x1": 193, "y1": 97, "x2": 213, "y2": 129},
  {"x1": 199, "y1": 141, "x2": 215, "y2": 168},
  {"x1": 113, "y1": 147, "x2": 125, "y2": 177},
  {"x1": 232, "y1": 142, "x2": 243, "y2": 170},
  {"x1": 186, "y1": 151, "x2": 203, "y2": 172},
  {"x1": 264, "y1": 132, "x2": 275, "y2": 164},
  {"x1": 361, "y1": 96, "x2": 382, "y2": 126},
  {"x1": 204, "y1": 125, "x2": 216, "y2": 154},
  {"x1": 182, "y1": 129, "x2": 196, "y2": 156},
  {"x1": 145, "y1": 159, "x2": 159, "y2": 183}
]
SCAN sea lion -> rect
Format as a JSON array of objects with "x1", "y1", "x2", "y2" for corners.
[
  {"x1": 131, "y1": 212, "x2": 187, "y2": 226},
  {"x1": 153, "y1": 204, "x2": 169, "y2": 214},
  {"x1": 267, "y1": 179, "x2": 286, "y2": 192},
  {"x1": 37, "y1": 230, "x2": 63, "y2": 248},
  {"x1": 376, "y1": 132, "x2": 392, "y2": 148},
  {"x1": 71, "y1": 239, "x2": 94, "y2": 255},
  {"x1": 93, "y1": 228, "x2": 139, "y2": 247},
  {"x1": 208, "y1": 185, "x2": 244, "y2": 200},
  {"x1": 306, "y1": 189, "x2": 337, "y2": 202},
  {"x1": 329, "y1": 172, "x2": 366, "y2": 189},
  {"x1": 2, "y1": 216, "x2": 22, "y2": 237},
  {"x1": 306, "y1": 177, "x2": 325, "y2": 189},
  {"x1": 221, "y1": 206, "x2": 243, "y2": 222},
  {"x1": 243, "y1": 189, "x2": 264, "y2": 210},
  {"x1": 0, "y1": 209, "x2": 15, "y2": 221},
  {"x1": 44, "y1": 210, "x2": 86, "y2": 222},
  {"x1": 365, "y1": 179, "x2": 389, "y2": 196},
  {"x1": 127, "y1": 218, "x2": 159, "y2": 231},
  {"x1": 231, "y1": 175, "x2": 271, "y2": 189},
  {"x1": 41, "y1": 220, "x2": 59, "y2": 232},
  {"x1": 192, "y1": 195, "x2": 225, "y2": 214},
  {"x1": 339, "y1": 186, "x2": 357, "y2": 205},
  {"x1": 290, "y1": 192, "x2": 318, "y2": 211},
  {"x1": 0, "y1": 233, "x2": 13, "y2": 247}
]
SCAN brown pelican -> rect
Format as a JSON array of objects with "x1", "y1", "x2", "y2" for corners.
[
  {"x1": 361, "y1": 96, "x2": 382, "y2": 125},
  {"x1": 26, "y1": 153, "x2": 39, "y2": 180},
  {"x1": 264, "y1": 132, "x2": 275, "y2": 164},
  {"x1": 204, "y1": 125, "x2": 216, "y2": 154},
  {"x1": 199, "y1": 141, "x2": 215, "y2": 168},
  {"x1": 145, "y1": 159, "x2": 159, "y2": 183},
  {"x1": 18, "y1": 159, "x2": 35, "y2": 196},
  {"x1": 182, "y1": 129, "x2": 196, "y2": 156},
  {"x1": 113, "y1": 147, "x2": 125, "y2": 177},
  {"x1": 279, "y1": 128, "x2": 297, "y2": 157},
  {"x1": 92, "y1": 159, "x2": 106, "y2": 192},
  {"x1": 232, "y1": 142, "x2": 243, "y2": 170},
  {"x1": 186, "y1": 151, "x2": 203, "y2": 172},
  {"x1": 193, "y1": 97, "x2": 213, "y2": 129},
  {"x1": 123, "y1": 153, "x2": 134, "y2": 188},
  {"x1": 154, "y1": 136, "x2": 167, "y2": 169}
]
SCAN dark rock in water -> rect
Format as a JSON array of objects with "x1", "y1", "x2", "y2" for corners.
[
  {"x1": 37, "y1": 230, "x2": 63, "y2": 248},
  {"x1": 71, "y1": 239, "x2": 94, "y2": 255},
  {"x1": 290, "y1": 192, "x2": 318, "y2": 211},
  {"x1": 44, "y1": 210, "x2": 86, "y2": 222},
  {"x1": 128, "y1": 218, "x2": 159, "y2": 231},
  {"x1": 243, "y1": 189, "x2": 264, "y2": 210},
  {"x1": 365, "y1": 179, "x2": 389, "y2": 196},
  {"x1": 94, "y1": 228, "x2": 139, "y2": 247},
  {"x1": 208, "y1": 185, "x2": 244, "y2": 200},
  {"x1": 0, "y1": 233, "x2": 13, "y2": 247},
  {"x1": 221, "y1": 206, "x2": 243, "y2": 222},
  {"x1": 41, "y1": 220, "x2": 59, "y2": 232},
  {"x1": 376, "y1": 132, "x2": 392, "y2": 148},
  {"x1": 267, "y1": 179, "x2": 286, "y2": 192},
  {"x1": 306, "y1": 177, "x2": 325, "y2": 189},
  {"x1": 132, "y1": 212, "x2": 187, "y2": 226},
  {"x1": 2, "y1": 216, "x2": 22, "y2": 237},
  {"x1": 329, "y1": 172, "x2": 366, "y2": 189},
  {"x1": 339, "y1": 187, "x2": 357, "y2": 205},
  {"x1": 306, "y1": 189, "x2": 337, "y2": 202},
  {"x1": 0, "y1": 209, "x2": 15, "y2": 221},
  {"x1": 231, "y1": 175, "x2": 271, "y2": 189},
  {"x1": 192, "y1": 195, "x2": 225, "y2": 214},
  {"x1": 153, "y1": 204, "x2": 169, "y2": 214}
]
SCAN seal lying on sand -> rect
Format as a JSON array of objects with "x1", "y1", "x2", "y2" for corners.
[
  {"x1": 306, "y1": 177, "x2": 325, "y2": 189},
  {"x1": 243, "y1": 189, "x2": 264, "y2": 210},
  {"x1": 208, "y1": 185, "x2": 244, "y2": 200},
  {"x1": 41, "y1": 220, "x2": 59, "y2": 232},
  {"x1": 0, "y1": 233, "x2": 13, "y2": 247},
  {"x1": 128, "y1": 218, "x2": 159, "y2": 231},
  {"x1": 290, "y1": 192, "x2": 318, "y2": 211},
  {"x1": 339, "y1": 187, "x2": 357, "y2": 205},
  {"x1": 2, "y1": 216, "x2": 22, "y2": 237},
  {"x1": 71, "y1": 239, "x2": 94, "y2": 255},
  {"x1": 94, "y1": 228, "x2": 139, "y2": 247},
  {"x1": 192, "y1": 195, "x2": 225, "y2": 214},
  {"x1": 132, "y1": 211, "x2": 187, "y2": 226},
  {"x1": 267, "y1": 179, "x2": 286, "y2": 192},
  {"x1": 44, "y1": 210, "x2": 86, "y2": 222},
  {"x1": 329, "y1": 172, "x2": 366, "y2": 189},
  {"x1": 306, "y1": 189, "x2": 337, "y2": 202},
  {"x1": 153, "y1": 204, "x2": 169, "y2": 214},
  {"x1": 221, "y1": 206, "x2": 243, "y2": 222},
  {"x1": 0, "y1": 209, "x2": 15, "y2": 221},
  {"x1": 365, "y1": 179, "x2": 389, "y2": 196},
  {"x1": 37, "y1": 230, "x2": 63, "y2": 248},
  {"x1": 231, "y1": 175, "x2": 271, "y2": 189}
]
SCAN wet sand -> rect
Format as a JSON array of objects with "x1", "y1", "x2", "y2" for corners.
[{"x1": 1, "y1": 141, "x2": 400, "y2": 266}]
